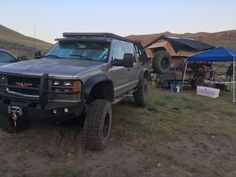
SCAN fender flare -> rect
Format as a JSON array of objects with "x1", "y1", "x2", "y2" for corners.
[
  {"x1": 137, "y1": 69, "x2": 149, "y2": 88},
  {"x1": 84, "y1": 75, "x2": 114, "y2": 102}
]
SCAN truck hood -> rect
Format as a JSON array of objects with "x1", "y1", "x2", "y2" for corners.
[{"x1": 0, "y1": 58, "x2": 105, "y2": 78}]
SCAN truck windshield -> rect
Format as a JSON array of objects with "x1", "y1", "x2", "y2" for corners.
[{"x1": 46, "y1": 41, "x2": 110, "y2": 62}]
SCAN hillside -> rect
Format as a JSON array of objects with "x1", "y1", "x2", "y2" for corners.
[
  {"x1": 127, "y1": 30, "x2": 236, "y2": 50},
  {"x1": 0, "y1": 25, "x2": 52, "y2": 59},
  {"x1": 1, "y1": 24, "x2": 235, "y2": 59}
]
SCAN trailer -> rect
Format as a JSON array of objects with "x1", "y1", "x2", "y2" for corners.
[{"x1": 145, "y1": 35, "x2": 215, "y2": 89}]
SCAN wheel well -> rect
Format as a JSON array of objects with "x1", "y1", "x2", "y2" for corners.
[
  {"x1": 137, "y1": 70, "x2": 149, "y2": 87},
  {"x1": 89, "y1": 81, "x2": 114, "y2": 103},
  {"x1": 144, "y1": 70, "x2": 149, "y2": 80}
]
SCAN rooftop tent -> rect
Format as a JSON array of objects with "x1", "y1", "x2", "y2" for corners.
[
  {"x1": 145, "y1": 35, "x2": 214, "y2": 52},
  {"x1": 184, "y1": 47, "x2": 236, "y2": 102}
]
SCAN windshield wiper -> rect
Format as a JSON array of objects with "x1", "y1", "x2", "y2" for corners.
[
  {"x1": 44, "y1": 54, "x2": 61, "y2": 58},
  {"x1": 69, "y1": 54, "x2": 93, "y2": 60}
]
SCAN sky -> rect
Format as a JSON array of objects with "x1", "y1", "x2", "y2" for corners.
[{"x1": 1, "y1": 0, "x2": 236, "y2": 43}]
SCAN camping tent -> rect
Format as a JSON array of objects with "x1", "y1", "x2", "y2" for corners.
[{"x1": 183, "y1": 47, "x2": 236, "y2": 102}]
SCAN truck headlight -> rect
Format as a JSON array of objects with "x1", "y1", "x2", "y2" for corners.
[
  {"x1": 63, "y1": 81, "x2": 73, "y2": 87},
  {"x1": 51, "y1": 80, "x2": 81, "y2": 94},
  {"x1": 0, "y1": 75, "x2": 6, "y2": 81},
  {"x1": 0, "y1": 75, "x2": 7, "y2": 86},
  {"x1": 52, "y1": 80, "x2": 62, "y2": 86},
  {"x1": 52, "y1": 81, "x2": 73, "y2": 87}
]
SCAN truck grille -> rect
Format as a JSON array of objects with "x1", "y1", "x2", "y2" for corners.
[{"x1": 7, "y1": 75, "x2": 40, "y2": 96}]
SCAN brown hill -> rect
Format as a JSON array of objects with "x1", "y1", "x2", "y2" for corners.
[
  {"x1": 0, "y1": 24, "x2": 52, "y2": 59},
  {"x1": 126, "y1": 30, "x2": 236, "y2": 50},
  {"x1": 1, "y1": 24, "x2": 235, "y2": 59}
]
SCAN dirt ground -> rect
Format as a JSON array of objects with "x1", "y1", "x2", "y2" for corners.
[{"x1": 0, "y1": 89, "x2": 236, "y2": 177}]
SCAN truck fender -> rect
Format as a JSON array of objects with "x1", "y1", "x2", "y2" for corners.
[
  {"x1": 137, "y1": 69, "x2": 149, "y2": 88},
  {"x1": 84, "y1": 75, "x2": 114, "y2": 102}
]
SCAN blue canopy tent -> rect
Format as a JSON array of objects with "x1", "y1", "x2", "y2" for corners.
[{"x1": 183, "y1": 47, "x2": 236, "y2": 102}]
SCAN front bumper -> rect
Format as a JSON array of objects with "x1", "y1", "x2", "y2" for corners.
[
  {"x1": 0, "y1": 97, "x2": 85, "y2": 122},
  {"x1": 0, "y1": 73, "x2": 85, "y2": 122}
]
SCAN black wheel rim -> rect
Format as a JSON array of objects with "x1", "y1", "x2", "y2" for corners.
[
  {"x1": 161, "y1": 57, "x2": 170, "y2": 69},
  {"x1": 103, "y1": 113, "x2": 110, "y2": 140}
]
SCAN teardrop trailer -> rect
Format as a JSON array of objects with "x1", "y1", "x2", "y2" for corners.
[{"x1": 145, "y1": 35, "x2": 215, "y2": 89}]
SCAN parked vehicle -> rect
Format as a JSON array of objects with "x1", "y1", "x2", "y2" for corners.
[
  {"x1": 0, "y1": 33, "x2": 148, "y2": 150},
  {"x1": 145, "y1": 35, "x2": 215, "y2": 89},
  {"x1": 0, "y1": 49, "x2": 18, "y2": 66}
]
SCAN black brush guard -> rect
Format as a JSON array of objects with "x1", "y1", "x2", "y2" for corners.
[{"x1": 0, "y1": 73, "x2": 85, "y2": 121}]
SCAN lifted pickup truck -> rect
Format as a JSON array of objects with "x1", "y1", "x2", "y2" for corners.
[{"x1": 0, "y1": 33, "x2": 148, "y2": 150}]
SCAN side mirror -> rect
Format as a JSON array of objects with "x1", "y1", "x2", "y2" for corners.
[
  {"x1": 34, "y1": 50, "x2": 42, "y2": 59},
  {"x1": 113, "y1": 53, "x2": 134, "y2": 68},
  {"x1": 123, "y1": 53, "x2": 134, "y2": 67}
]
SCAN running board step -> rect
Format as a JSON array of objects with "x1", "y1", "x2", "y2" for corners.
[{"x1": 111, "y1": 90, "x2": 136, "y2": 104}]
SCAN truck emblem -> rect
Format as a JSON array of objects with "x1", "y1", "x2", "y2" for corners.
[{"x1": 15, "y1": 82, "x2": 33, "y2": 87}]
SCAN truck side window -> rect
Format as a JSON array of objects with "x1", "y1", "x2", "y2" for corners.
[
  {"x1": 134, "y1": 45, "x2": 141, "y2": 61},
  {"x1": 112, "y1": 42, "x2": 125, "y2": 60},
  {"x1": 123, "y1": 42, "x2": 136, "y2": 61}
]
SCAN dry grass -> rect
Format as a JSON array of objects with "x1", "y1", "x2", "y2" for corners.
[
  {"x1": 0, "y1": 88, "x2": 236, "y2": 177},
  {"x1": 0, "y1": 25, "x2": 52, "y2": 58}
]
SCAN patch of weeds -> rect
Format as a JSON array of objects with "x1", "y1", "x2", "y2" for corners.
[
  {"x1": 16, "y1": 153, "x2": 28, "y2": 162},
  {"x1": 200, "y1": 118, "x2": 236, "y2": 139},
  {"x1": 157, "y1": 117, "x2": 189, "y2": 138},
  {"x1": 49, "y1": 167, "x2": 87, "y2": 177},
  {"x1": 182, "y1": 97, "x2": 208, "y2": 111},
  {"x1": 147, "y1": 105, "x2": 159, "y2": 113},
  {"x1": 114, "y1": 116, "x2": 160, "y2": 139},
  {"x1": 219, "y1": 109, "x2": 236, "y2": 117},
  {"x1": 13, "y1": 175, "x2": 30, "y2": 177},
  {"x1": 147, "y1": 90, "x2": 211, "y2": 137},
  {"x1": 141, "y1": 151, "x2": 177, "y2": 172},
  {"x1": 0, "y1": 168, "x2": 9, "y2": 176},
  {"x1": 170, "y1": 106, "x2": 181, "y2": 113},
  {"x1": 115, "y1": 106, "x2": 189, "y2": 142}
]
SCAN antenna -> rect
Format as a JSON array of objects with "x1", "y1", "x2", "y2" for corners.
[{"x1": 34, "y1": 24, "x2": 36, "y2": 54}]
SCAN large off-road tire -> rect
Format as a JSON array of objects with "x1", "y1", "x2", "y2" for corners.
[
  {"x1": 152, "y1": 51, "x2": 172, "y2": 74},
  {"x1": 0, "y1": 114, "x2": 29, "y2": 134},
  {"x1": 133, "y1": 78, "x2": 148, "y2": 106},
  {"x1": 83, "y1": 99, "x2": 112, "y2": 151},
  {"x1": 191, "y1": 75, "x2": 204, "y2": 90}
]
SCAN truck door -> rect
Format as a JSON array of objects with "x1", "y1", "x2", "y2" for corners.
[
  {"x1": 108, "y1": 41, "x2": 131, "y2": 98},
  {"x1": 123, "y1": 42, "x2": 139, "y2": 89}
]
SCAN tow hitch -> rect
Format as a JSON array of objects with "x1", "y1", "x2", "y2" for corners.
[
  {"x1": 8, "y1": 106, "x2": 22, "y2": 130},
  {"x1": 11, "y1": 113, "x2": 17, "y2": 128}
]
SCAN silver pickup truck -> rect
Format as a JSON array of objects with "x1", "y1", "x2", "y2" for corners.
[{"x1": 0, "y1": 33, "x2": 149, "y2": 150}]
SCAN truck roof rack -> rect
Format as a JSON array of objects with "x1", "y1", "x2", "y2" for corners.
[{"x1": 62, "y1": 32, "x2": 133, "y2": 43}]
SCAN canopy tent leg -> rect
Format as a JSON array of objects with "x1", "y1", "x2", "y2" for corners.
[
  {"x1": 182, "y1": 62, "x2": 188, "y2": 91},
  {"x1": 233, "y1": 58, "x2": 236, "y2": 103}
]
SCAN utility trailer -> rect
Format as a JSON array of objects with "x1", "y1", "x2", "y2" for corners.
[{"x1": 145, "y1": 35, "x2": 215, "y2": 89}]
